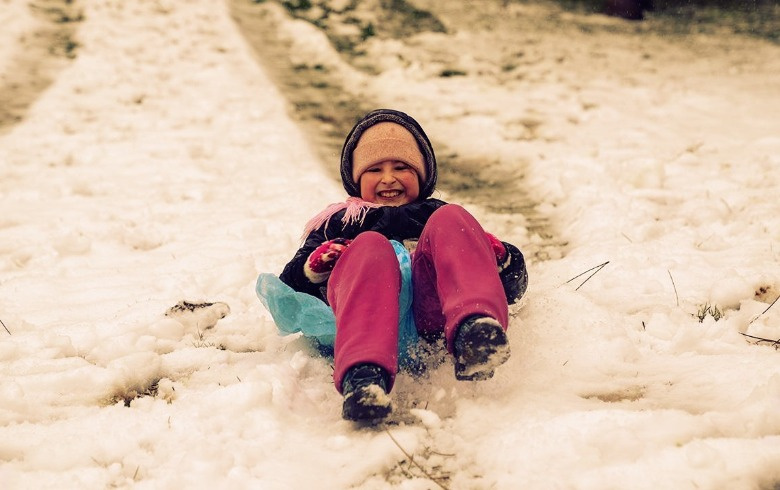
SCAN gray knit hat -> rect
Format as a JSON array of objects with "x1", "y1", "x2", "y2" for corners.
[{"x1": 340, "y1": 109, "x2": 437, "y2": 200}]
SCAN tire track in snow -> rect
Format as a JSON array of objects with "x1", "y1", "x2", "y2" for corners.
[{"x1": 0, "y1": 0, "x2": 81, "y2": 134}]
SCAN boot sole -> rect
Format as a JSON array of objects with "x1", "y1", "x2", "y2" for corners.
[
  {"x1": 455, "y1": 320, "x2": 511, "y2": 381},
  {"x1": 342, "y1": 385, "x2": 392, "y2": 422}
]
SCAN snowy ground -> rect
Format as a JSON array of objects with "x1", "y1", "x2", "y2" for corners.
[{"x1": 1, "y1": 0, "x2": 780, "y2": 488}]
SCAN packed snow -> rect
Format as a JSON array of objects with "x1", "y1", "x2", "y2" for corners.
[{"x1": 1, "y1": 0, "x2": 779, "y2": 488}]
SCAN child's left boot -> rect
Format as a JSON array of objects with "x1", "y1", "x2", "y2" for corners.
[
  {"x1": 453, "y1": 315, "x2": 511, "y2": 381},
  {"x1": 341, "y1": 364, "x2": 392, "y2": 422}
]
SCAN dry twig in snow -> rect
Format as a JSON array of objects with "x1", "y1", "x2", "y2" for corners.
[
  {"x1": 385, "y1": 428, "x2": 450, "y2": 490},
  {"x1": 565, "y1": 261, "x2": 610, "y2": 291},
  {"x1": 749, "y1": 294, "x2": 780, "y2": 325}
]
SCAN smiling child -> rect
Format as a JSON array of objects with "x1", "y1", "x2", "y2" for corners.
[{"x1": 279, "y1": 109, "x2": 528, "y2": 422}]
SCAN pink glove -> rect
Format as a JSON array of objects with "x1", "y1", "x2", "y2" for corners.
[
  {"x1": 304, "y1": 238, "x2": 352, "y2": 283},
  {"x1": 485, "y1": 233, "x2": 509, "y2": 270}
]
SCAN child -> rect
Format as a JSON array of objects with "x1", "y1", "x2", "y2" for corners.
[{"x1": 279, "y1": 109, "x2": 528, "y2": 421}]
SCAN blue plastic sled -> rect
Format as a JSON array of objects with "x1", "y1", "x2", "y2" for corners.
[{"x1": 256, "y1": 240, "x2": 421, "y2": 370}]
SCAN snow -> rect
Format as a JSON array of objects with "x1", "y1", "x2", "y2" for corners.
[{"x1": 1, "y1": 0, "x2": 779, "y2": 488}]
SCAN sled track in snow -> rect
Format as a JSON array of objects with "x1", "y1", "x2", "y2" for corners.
[
  {"x1": 229, "y1": 0, "x2": 559, "y2": 260},
  {"x1": 0, "y1": 0, "x2": 81, "y2": 135}
]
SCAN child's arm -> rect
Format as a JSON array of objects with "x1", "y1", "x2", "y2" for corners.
[
  {"x1": 279, "y1": 244, "x2": 323, "y2": 299},
  {"x1": 303, "y1": 238, "x2": 351, "y2": 284},
  {"x1": 279, "y1": 218, "x2": 353, "y2": 300},
  {"x1": 486, "y1": 233, "x2": 528, "y2": 304},
  {"x1": 499, "y1": 242, "x2": 528, "y2": 304},
  {"x1": 279, "y1": 226, "x2": 333, "y2": 299}
]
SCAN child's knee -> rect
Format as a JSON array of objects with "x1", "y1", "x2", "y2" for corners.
[
  {"x1": 428, "y1": 204, "x2": 481, "y2": 232},
  {"x1": 353, "y1": 231, "x2": 390, "y2": 247},
  {"x1": 351, "y1": 231, "x2": 396, "y2": 259},
  {"x1": 431, "y1": 204, "x2": 470, "y2": 222}
]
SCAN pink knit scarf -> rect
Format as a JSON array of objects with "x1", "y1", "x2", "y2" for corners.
[{"x1": 301, "y1": 197, "x2": 382, "y2": 241}]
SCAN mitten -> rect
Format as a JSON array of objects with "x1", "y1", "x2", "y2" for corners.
[
  {"x1": 485, "y1": 233, "x2": 510, "y2": 271},
  {"x1": 304, "y1": 238, "x2": 352, "y2": 284}
]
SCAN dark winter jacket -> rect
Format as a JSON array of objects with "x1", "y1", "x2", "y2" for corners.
[{"x1": 280, "y1": 198, "x2": 528, "y2": 305}]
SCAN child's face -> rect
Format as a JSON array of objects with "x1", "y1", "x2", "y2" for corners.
[{"x1": 359, "y1": 160, "x2": 420, "y2": 206}]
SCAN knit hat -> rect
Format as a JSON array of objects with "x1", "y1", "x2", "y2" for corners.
[
  {"x1": 351, "y1": 122, "x2": 426, "y2": 183},
  {"x1": 341, "y1": 109, "x2": 437, "y2": 200}
]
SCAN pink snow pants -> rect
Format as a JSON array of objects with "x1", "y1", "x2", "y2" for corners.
[{"x1": 327, "y1": 204, "x2": 509, "y2": 393}]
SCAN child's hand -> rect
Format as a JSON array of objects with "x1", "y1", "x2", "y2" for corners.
[
  {"x1": 485, "y1": 233, "x2": 510, "y2": 270},
  {"x1": 304, "y1": 238, "x2": 352, "y2": 283}
]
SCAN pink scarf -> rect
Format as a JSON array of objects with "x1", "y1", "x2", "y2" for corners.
[{"x1": 301, "y1": 197, "x2": 382, "y2": 241}]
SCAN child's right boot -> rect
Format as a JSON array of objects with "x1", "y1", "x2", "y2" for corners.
[
  {"x1": 453, "y1": 315, "x2": 511, "y2": 381},
  {"x1": 341, "y1": 363, "x2": 392, "y2": 422}
]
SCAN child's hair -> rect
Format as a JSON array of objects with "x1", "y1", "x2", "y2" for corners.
[{"x1": 340, "y1": 109, "x2": 438, "y2": 199}]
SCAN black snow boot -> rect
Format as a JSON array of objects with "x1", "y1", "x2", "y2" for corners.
[
  {"x1": 341, "y1": 364, "x2": 392, "y2": 422},
  {"x1": 453, "y1": 315, "x2": 511, "y2": 381}
]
